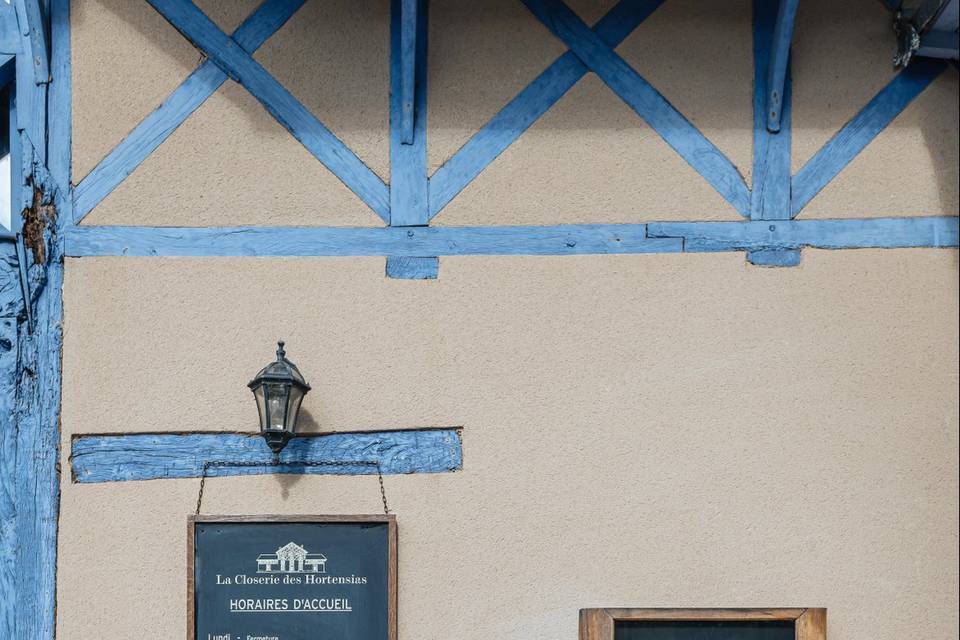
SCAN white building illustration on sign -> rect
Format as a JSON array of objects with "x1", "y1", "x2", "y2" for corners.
[{"x1": 257, "y1": 542, "x2": 327, "y2": 574}]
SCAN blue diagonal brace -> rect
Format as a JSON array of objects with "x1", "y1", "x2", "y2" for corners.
[
  {"x1": 74, "y1": 0, "x2": 305, "y2": 223},
  {"x1": 147, "y1": 0, "x2": 391, "y2": 222},
  {"x1": 791, "y1": 58, "x2": 946, "y2": 217},
  {"x1": 521, "y1": 0, "x2": 752, "y2": 218},
  {"x1": 765, "y1": 0, "x2": 799, "y2": 133}
]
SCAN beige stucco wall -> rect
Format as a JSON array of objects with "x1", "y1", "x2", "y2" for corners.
[{"x1": 60, "y1": 0, "x2": 958, "y2": 639}]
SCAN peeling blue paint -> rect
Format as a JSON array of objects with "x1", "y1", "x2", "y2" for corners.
[{"x1": 71, "y1": 429, "x2": 463, "y2": 483}]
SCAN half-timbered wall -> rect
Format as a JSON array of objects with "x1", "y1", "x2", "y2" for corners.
[{"x1": 3, "y1": 0, "x2": 958, "y2": 638}]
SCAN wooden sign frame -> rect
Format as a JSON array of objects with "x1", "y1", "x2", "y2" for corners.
[
  {"x1": 187, "y1": 514, "x2": 397, "y2": 640},
  {"x1": 580, "y1": 608, "x2": 826, "y2": 640}
]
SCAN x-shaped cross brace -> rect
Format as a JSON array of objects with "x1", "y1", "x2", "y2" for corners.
[
  {"x1": 520, "y1": 0, "x2": 752, "y2": 217},
  {"x1": 146, "y1": 0, "x2": 391, "y2": 222}
]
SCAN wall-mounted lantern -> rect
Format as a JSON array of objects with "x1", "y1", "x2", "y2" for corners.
[{"x1": 248, "y1": 341, "x2": 311, "y2": 454}]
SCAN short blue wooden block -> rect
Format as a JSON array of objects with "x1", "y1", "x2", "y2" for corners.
[{"x1": 386, "y1": 256, "x2": 439, "y2": 279}]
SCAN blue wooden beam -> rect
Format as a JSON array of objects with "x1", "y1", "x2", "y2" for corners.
[
  {"x1": 146, "y1": 0, "x2": 391, "y2": 222},
  {"x1": 13, "y1": 0, "x2": 47, "y2": 85},
  {"x1": 398, "y1": 0, "x2": 417, "y2": 145},
  {"x1": 64, "y1": 223, "x2": 682, "y2": 256},
  {"x1": 765, "y1": 0, "x2": 799, "y2": 133},
  {"x1": 750, "y1": 0, "x2": 798, "y2": 265},
  {"x1": 521, "y1": 0, "x2": 752, "y2": 218},
  {"x1": 74, "y1": 0, "x2": 304, "y2": 223},
  {"x1": 62, "y1": 217, "x2": 958, "y2": 257},
  {"x1": 0, "y1": 3, "x2": 20, "y2": 53},
  {"x1": 387, "y1": 0, "x2": 436, "y2": 277},
  {"x1": 0, "y1": 317, "x2": 17, "y2": 639},
  {"x1": 791, "y1": 58, "x2": 946, "y2": 217},
  {"x1": 46, "y1": 0, "x2": 71, "y2": 194},
  {"x1": 427, "y1": 0, "x2": 665, "y2": 220},
  {"x1": 648, "y1": 216, "x2": 959, "y2": 251},
  {"x1": 70, "y1": 429, "x2": 463, "y2": 483}
]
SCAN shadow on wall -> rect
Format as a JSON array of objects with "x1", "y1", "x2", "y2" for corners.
[{"x1": 76, "y1": 0, "x2": 958, "y2": 211}]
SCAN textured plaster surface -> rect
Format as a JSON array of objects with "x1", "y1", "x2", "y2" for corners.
[
  {"x1": 60, "y1": 251, "x2": 959, "y2": 640},
  {"x1": 73, "y1": 0, "x2": 387, "y2": 227},
  {"x1": 70, "y1": 0, "x2": 958, "y2": 225},
  {"x1": 58, "y1": 1, "x2": 959, "y2": 638},
  {"x1": 791, "y1": 0, "x2": 959, "y2": 218}
]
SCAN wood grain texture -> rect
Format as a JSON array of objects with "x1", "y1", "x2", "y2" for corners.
[
  {"x1": 749, "y1": 0, "x2": 797, "y2": 266},
  {"x1": 64, "y1": 216, "x2": 958, "y2": 258},
  {"x1": 70, "y1": 429, "x2": 463, "y2": 483},
  {"x1": 389, "y1": 0, "x2": 428, "y2": 227},
  {"x1": 579, "y1": 609, "x2": 826, "y2": 640},
  {"x1": 385, "y1": 256, "x2": 439, "y2": 279},
  {"x1": 796, "y1": 608, "x2": 827, "y2": 640},
  {"x1": 751, "y1": 0, "x2": 792, "y2": 223},
  {"x1": 63, "y1": 223, "x2": 683, "y2": 256},
  {"x1": 146, "y1": 0, "x2": 390, "y2": 222},
  {"x1": 764, "y1": 0, "x2": 799, "y2": 132},
  {"x1": 427, "y1": 0, "x2": 665, "y2": 220},
  {"x1": 13, "y1": 260, "x2": 63, "y2": 640},
  {"x1": 521, "y1": 0, "x2": 751, "y2": 217},
  {"x1": 13, "y1": 0, "x2": 47, "y2": 86},
  {"x1": 398, "y1": 0, "x2": 417, "y2": 146},
  {"x1": 791, "y1": 59, "x2": 946, "y2": 217},
  {"x1": 73, "y1": 0, "x2": 305, "y2": 222},
  {"x1": 47, "y1": 0, "x2": 71, "y2": 194},
  {"x1": 648, "y1": 216, "x2": 959, "y2": 251},
  {"x1": 0, "y1": 318, "x2": 17, "y2": 639},
  {"x1": 387, "y1": 0, "x2": 435, "y2": 276},
  {"x1": 0, "y1": 4, "x2": 19, "y2": 53}
]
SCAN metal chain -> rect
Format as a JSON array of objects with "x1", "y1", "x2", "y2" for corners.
[{"x1": 195, "y1": 459, "x2": 389, "y2": 516}]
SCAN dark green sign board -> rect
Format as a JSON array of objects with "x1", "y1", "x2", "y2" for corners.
[{"x1": 189, "y1": 516, "x2": 397, "y2": 640}]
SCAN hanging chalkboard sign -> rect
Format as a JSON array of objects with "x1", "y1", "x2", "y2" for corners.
[
  {"x1": 188, "y1": 515, "x2": 397, "y2": 640},
  {"x1": 580, "y1": 609, "x2": 826, "y2": 640}
]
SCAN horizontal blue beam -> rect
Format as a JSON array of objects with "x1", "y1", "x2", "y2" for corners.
[
  {"x1": 791, "y1": 59, "x2": 946, "y2": 216},
  {"x1": 74, "y1": 0, "x2": 305, "y2": 222},
  {"x1": 63, "y1": 217, "x2": 958, "y2": 257},
  {"x1": 64, "y1": 223, "x2": 682, "y2": 256},
  {"x1": 71, "y1": 429, "x2": 462, "y2": 483},
  {"x1": 147, "y1": 0, "x2": 390, "y2": 222},
  {"x1": 648, "y1": 216, "x2": 959, "y2": 251}
]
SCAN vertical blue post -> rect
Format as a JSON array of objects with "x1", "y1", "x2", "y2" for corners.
[
  {"x1": 749, "y1": 0, "x2": 798, "y2": 266},
  {"x1": 398, "y1": 0, "x2": 417, "y2": 145},
  {"x1": 765, "y1": 0, "x2": 799, "y2": 133},
  {"x1": 387, "y1": 0, "x2": 437, "y2": 279}
]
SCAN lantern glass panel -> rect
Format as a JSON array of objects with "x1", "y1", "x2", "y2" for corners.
[
  {"x1": 253, "y1": 384, "x2": 268, "y2": 431},
  {"x1": 265, "y1": 382, "x2": 290, "y2": 431},
  {"x1": 285, "y1": 386, "x2": 305, "y2": 434}
]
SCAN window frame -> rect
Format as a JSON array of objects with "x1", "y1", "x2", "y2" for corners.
[{"x1": 580, "y1": 608, "x2": 827, "y2": 640}]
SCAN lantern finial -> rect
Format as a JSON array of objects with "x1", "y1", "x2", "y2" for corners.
[{"x1": 276, "y1": 340, "x2": 286, "y2": 360}]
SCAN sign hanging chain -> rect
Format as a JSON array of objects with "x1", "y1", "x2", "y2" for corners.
[{"x1": 195, "y1": 460, "x2": 389, "y2": 516}]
